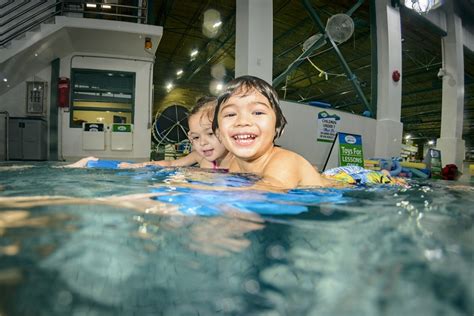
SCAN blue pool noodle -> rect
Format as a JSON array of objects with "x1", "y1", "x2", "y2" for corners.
[{"x1": 407, "y1": 167, "x2": 430, "y2": 179}]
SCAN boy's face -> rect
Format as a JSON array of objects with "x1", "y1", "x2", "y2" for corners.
[
  {"x1": 188, "y1": 111, "x2": 227, "y2": 163},
  {"x1": 217, "y1": 88, "x2": 277, "y2": 162}
]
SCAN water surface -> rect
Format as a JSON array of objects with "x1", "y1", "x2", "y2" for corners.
[{"x1": 0, "y1": 162, "x2": 472, "y2": 315}]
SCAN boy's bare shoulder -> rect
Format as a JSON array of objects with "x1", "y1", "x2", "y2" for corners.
[
  {"x1": 260, "y1": 147, "x2": 323, "y2": 188},
  {"x1": 270, "y1": 147, "x2": 311, "y2": 165},
  {"x1": 263, "y1": 148, "x2": 315, "y2": 176}
]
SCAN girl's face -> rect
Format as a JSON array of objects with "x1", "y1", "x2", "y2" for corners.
[
  {"x1": 217, "y1": 89, "x2": 277, "y2": 161},
  {"x1": 188, "y1": 110, "x2": 227, "y2": 162}
]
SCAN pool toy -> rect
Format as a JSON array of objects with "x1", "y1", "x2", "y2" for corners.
[
  {"x1": 401, "y1": 167, "x2": 430, "y2": 179},
  {"x1": 364, "y1": 159, "x2": 381, "y2": 171},
  {"x1": 365, "y1": 158, "x2": 403, "y2": 176},
  {"x1": 380, "y1": 159, "x2": 401, "y2": 176},
  {"x1": 441, "y1": 164, "x2": 461, "y2": 180},
  {"x1": 323, "y1": 166, "x2": 394, "y2": 185},
  {"x1": 400, "y1": 161, "x2": 426, "y2": 169}
]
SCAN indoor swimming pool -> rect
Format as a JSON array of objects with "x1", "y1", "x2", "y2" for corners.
[{"x1": 0, "y1": 162, "x2": 473, "y2": 315}]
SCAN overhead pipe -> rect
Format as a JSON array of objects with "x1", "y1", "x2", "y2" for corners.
[{"x1": 272, "y1": 31, "x2": 327, "y2": 87}]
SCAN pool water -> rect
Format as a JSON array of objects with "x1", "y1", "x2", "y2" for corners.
[{"x1": 0, "y1": 162, "x2": 473, "y2": 315}]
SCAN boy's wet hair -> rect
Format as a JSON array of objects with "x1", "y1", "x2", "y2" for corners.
[{"x1": 212, "y1": 75, "x2": 287, "y2": 140}]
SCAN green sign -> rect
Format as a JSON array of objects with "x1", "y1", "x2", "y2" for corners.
[
  {"x1": 426, "y1": 148, "x2": 442, "y2": 179},
  {"x1": 338, "y1": 133, "x2": 364, "y2": 167},
  {"x1": 112, "y1": 124, "x2": 132, "y2": 132}
]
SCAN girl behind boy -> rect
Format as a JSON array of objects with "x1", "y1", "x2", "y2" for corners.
[
  {"x1": 121, "y1": 96, "x2": 232, "y2": 169},
  {"x1": 68, "y1": 97, "x2": 232, "y2": 170}
]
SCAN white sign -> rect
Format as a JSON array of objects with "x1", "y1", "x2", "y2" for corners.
[{"x1": 316, "y1": 111, "x2": 340, "y2": 143}]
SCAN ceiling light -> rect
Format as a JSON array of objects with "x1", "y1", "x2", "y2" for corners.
[
  {"x1": 3, "y1": 78, "x2": 7, "y2": 82},
  {"x1": 203, "y1": 9, "x2": 221, "y2": 38},
  {"x1": 209, "y1": 80, "x2": 224, "y2": 95},
  {"x1": 190, "y1": 50, "x2": 198, "y2": 57},
  {"x1": 86, "y1": 3, "x2": 97, "y2": 8},
  {"x1": 405, "y1": 134, "x2": 411, "y2": 140},
  {"x1": 428, "y1": 140, "x2": 435, "y2": 145},
  {"x1": 34, "y1": 53, "x2": 38, "y2": 57},
  {"x1": 402, "y1": 0, "x2": 437, "y2": 14},
  {"x1": 176, "y1": 69, "x2": 183, "y2": 76},
  {"x1": 166, "y1": 82, "x2": 173, "y2": 91},
  {"x1": 102, "y1": 4, "x2": 111, "y2": 9}
]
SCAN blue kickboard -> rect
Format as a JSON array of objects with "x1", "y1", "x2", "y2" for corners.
[
  {"x1": 86, "y1": 160, "x2": 124, "y2": 169},
  {"x1": 85, "y1": 160, "x2": 163, "y2": 170}
]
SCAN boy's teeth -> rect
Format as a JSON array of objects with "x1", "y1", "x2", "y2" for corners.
[{"x1": 234, "y1": 134, "x2": 255, "y2": 140}]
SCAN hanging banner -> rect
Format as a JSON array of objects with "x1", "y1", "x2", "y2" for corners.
[
  {"x1": 317, "y1": 111, "x2": 340, "y2": 142},
  {"x1": 338, "y1": 132, "x2": 364, "y2": 167}
]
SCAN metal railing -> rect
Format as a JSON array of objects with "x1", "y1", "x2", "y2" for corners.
[{"x1": 0, "y1": 0, "x2": 148, "y2": 48}]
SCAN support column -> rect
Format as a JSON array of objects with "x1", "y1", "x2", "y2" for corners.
[
  {"x1": 235, "y1": 0, "x2": 273, "y2": 83},
  {"x1": 436, "y1": 1, "x2": 465, "y2": 168},
  {"x1": 49, "y1": 58, "x2": 60, "y2": 161},
  {"x1": 373, "y1": 0, "x2": 403, "y2": 159}
]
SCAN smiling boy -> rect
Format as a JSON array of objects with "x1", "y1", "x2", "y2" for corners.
[{"x1": 212, "y1": 76, "x2": 333, "y2": 189}]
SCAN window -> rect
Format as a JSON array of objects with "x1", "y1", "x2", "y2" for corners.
[{"x1": 70, "y1": 69, "x2": 135, "y2": 128}]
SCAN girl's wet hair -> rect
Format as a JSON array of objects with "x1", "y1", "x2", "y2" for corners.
[
  {"x1": 189, "y1": 96, "x2": 217, "y2": 122},
  {"x1": 189, "y1": 96, "x2": 217, "y2": 116},
  {"x1": 212, "y1": 75, "x2": 287, "y2": 140}
]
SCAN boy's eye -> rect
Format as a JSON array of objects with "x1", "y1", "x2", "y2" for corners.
[
  {"x1": 222, "y1": 112, "x2": 236, "y2": 118},
  {"x1": 207, "y1": 132, "x2": 214, "y2": 136},
  {"x1": 253, "y1": 111, "x2": 266, "y2": 115}
]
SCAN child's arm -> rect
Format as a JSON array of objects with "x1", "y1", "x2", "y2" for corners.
[
  {"x1": 166, "y1": 151, "x2": 200, "y2": 167},
  {"x1": 63, "y1": 156, "x2": 98, "y2": 168},
  {"x1": 118, "y1": 151, "x2": 200, "y2": 169}
]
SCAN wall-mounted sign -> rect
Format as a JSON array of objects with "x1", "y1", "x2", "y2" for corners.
[
  {"x1": 424, "y1": 148, "x2": 442, "y2": 179},
  {"x1": 26, "y1": 81, "x2": 47, "y2": 116},
  {"x1": 83, "y1": 123, "x2": 104, "y2": 132},
  {"x1": 338, "y1": 132, "x2": 364, "y2": 167},
  {"x1": 317, "y1": 111, "x2": 340, "y2": 142},
  {"x1": 112, "y1": 123, "x2": 132, "y2": 132}
]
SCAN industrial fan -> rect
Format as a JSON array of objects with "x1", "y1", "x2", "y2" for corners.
[
  {"x1": 152, "y1": 104, "x2": 191, "y2": 160},
  {"x1": 325, "y1": 13, "x2": 354, "y2": 44},
  {"x1": 302, "y1": 12, "x2": 354, "y2": 52}
]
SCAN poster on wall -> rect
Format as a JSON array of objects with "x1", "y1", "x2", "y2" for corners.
[
  {"x1": 316, "y1": 111, "x2": 340, "y2": 142},
  {"x1": 338, "y1": 132, "x2": 364, "y2": 167}
]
